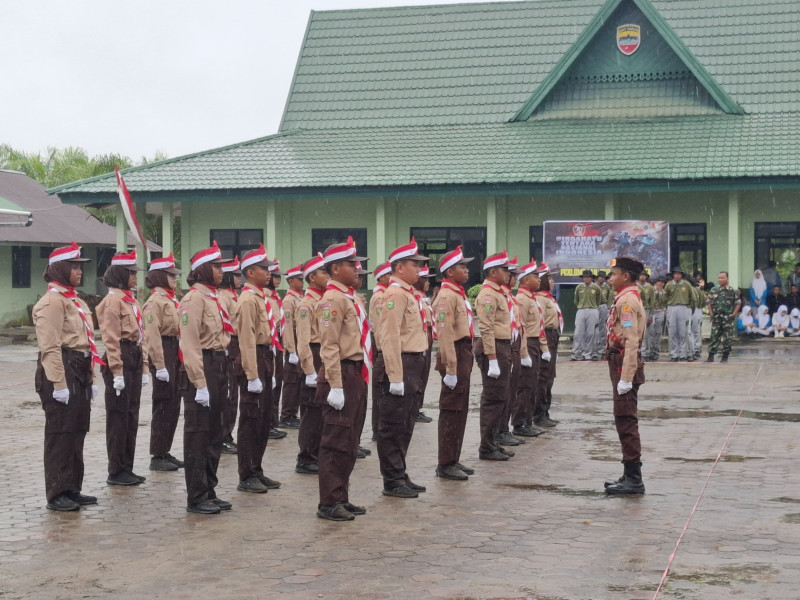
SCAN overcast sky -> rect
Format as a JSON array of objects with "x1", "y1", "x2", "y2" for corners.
[{"x1": 1, "y1": 0, "x2": 506, "y2": 161}]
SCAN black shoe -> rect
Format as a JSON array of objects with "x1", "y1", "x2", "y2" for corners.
[
  {"x1": 317, "y1": 503, "x2": 355, "y2": 521},
  {"x1": 67, "y1": 492, "x2": 98, "y2": 506},
  {"x1": 107, "y1": 471, "x2": 141, "y2": 486},
  {"x1": 256, "y1": 474, "x2": 281, "y2": 489},
  {"x1": 382, "y1": 484, "x2": 418, "y2": 498},
  {"x1": 591, "y1": 355, "x2": 599, "y2": 361},
  {"x1": 130, "y1": 471, "x2": 146, "y2": 483},
  {"x1": 210, "y1": 498, "x2": 232, "y2": 510},
  {"x1": 498, "y1": 447, "x2": 515, "y2": 457},
  {"x1": 295, "y1": 463, "x2": 318, "y2": 475},
  {"x1": 343, "y1": 502, "x2": 367, "y2": 515},
  {"x1": 358, "y1": 445, "x2": 372, "y2": 456},
  {"x1": 512, "y1": 425, "x2": 543, "y2": 437},
  {"x1": 606, "y1": 462, "x2": 645, "y2": 495},
  {"x1": 356, "y1": 448, "x2": 367, "y2": 459},
  {"x1": 278, "y1": 418, "x2": 299, "y2": 429},
  {"x1": 436, "y1": 464, "x2": 468, "y2": 480},
  {"x1": 670, "y1": 357, "x2": 679, "y2": 362},
  {"x1": 164, "y1": 453, "x2": 184, "y2": 468},
  {"x1": 268, "y1": 428, "x2": 288, "y2": 439},
  {"x1": 47, "y1": 494, "x2": 80, "y2": 511},
  {"x1": 705, "y1": 354, "x2": 715, "y2": 362},
  {"x1": 496, "y1": 431, "x2": 522, "y2": 446},
  {"x1": 187, "y1": 500, "x2": 221, "y2": 514},
  {"x1": 479, "y1": 450, "x2": 509, "y2": 461},
  {"x1": 237, "y1": 476, "x2": 268, "y2": 494},
  {"x1": 221, "y1": 441, "x2": 238, "y2": 454},
  {"x1": 455, "y1": 462, "x2": 475, "y2": 475},
  {"x1": 415, "y1": 411, "x2": 433, "y2": 423},
  {"x1": 150, "y1": 456, "x2": 179, "y2": 471},
  {"x1": 570, "y1": 356, "x2": 580, "y2": 361},
  {"x1": 687, "y1": 356, "x2": 695, "y2": 362},
  {"x1": 534, "y1": 417, "x2": 558, "y2": 428},
  {"x1": 721, "y1": 354, "x2": 729, "y2": 363},
  {"x1": 404, "y1": 477, "x2": 426, "y2": 492}
]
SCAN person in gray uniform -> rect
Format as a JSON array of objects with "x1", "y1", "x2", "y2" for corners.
[
  {"x1": 664, "y1": 266, "x2": 694, "y2": 362},
  {"x1": 571, "y1": 270, "x2": 602, "y2": 361}
]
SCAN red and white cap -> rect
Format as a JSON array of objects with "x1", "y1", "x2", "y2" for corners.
[
  {"x1": 419, "y1": 265, "x2": 436, "y2": 278},
  {"x1": 111, "y1": 248, "x2": 145, "y2": 271},
  {"x1": 49, "y1": 242, "x2": 90, "y2": 265},
  {"x1": 388, "y1": 237, "x2": 428, "y2": 263},
  {"x1": 507, "y1": 255, "x2": 520, "y2": 274},
  {"x1": 537, "y1": 261, "x2": 555, "y2": 275},
  {"x1": 286, "y1": 263, "x2": 303, "y2": 279},
  {"x1": 149, "y1": 252, "x2": 182, "y2": 274},
  {"x1": 303, "y1": 253, "x2": 326, "y2": 279},
  {"x1": 517, "y1": 259, "x2": 539, "y2": 278},
  {"x1": 373, "y1": 261, "x2": 392, "y2": 279},
  {"x1": 221, "y1": 256, "x2": 241, "y2": 274},
  {"x1": 438, "y1": 245, "x2": 473, "y2": 274},
  {"x1": 356, "y1": 261, "x2": 372, "y2": 275},
  {"x1": 323, "y1": 236, "x2": 367, "y2": 265},
  {"x1": 268, "y1": 259, "x2": 285, "y2": 276},
  {"x1": 483, "y1": 250, "x2": 510, "y2": 270},
  {"x1": 241, "y1": 244, "x2": 271, "y2": 271},
  {"x1": 190, "y1": 241, "x2": 225, "y2": 271}
]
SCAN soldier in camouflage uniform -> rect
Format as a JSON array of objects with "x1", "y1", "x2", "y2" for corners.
[{"x1": 705, "y1": 271, "x2": 741, "y2": 363}]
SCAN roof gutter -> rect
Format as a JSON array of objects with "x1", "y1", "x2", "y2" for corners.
[{"x1": 0, "y1": 207, "x2": 33, "y2": 227}]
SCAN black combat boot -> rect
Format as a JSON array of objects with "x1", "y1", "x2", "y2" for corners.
[
  {"x1": 721, "y1": 353, "x2": 729, "y2": 363},
  {"x1": 604, "y1": 463, "x2": 625, "y2": 489},
  {"x1": 705, "y1": 353, "x2": 715, "y2": 362},
  {"x1": 605, "y1": 461, "x2": 645, "y2": 495}
]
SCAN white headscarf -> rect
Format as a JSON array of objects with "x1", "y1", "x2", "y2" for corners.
[
  {"x1": 757, "y1": 304, "x2": 771, "y2": 328},
  {"x1": 751, "y1": 269, "x2": 767, "y2": 300},
  {"x1": 790, "y1": 308, "x2": 800, "y2": 331},
  {"x1": 741, "y1": 305, "x2": 754, "y2": 326},
  {"x1": 774, "y1": 305, "x2": 790, "y2": 328}
]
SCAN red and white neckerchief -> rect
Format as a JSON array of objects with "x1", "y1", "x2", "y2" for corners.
[
  {"x1": 49, "y1": 284, "x2": 106, "y2": 367},
  {"x1": 606, "y1": 285, "x2": 642, "y2": 339},
  {"x1": 200, "y1": 285, "x2": 236, "y2": 334},
  {"x1": 155, "y1": 288, "x2": 184, "y2": 362},
  {"x1": 373, "y1": 283, "x2": 387, "y2": 295},
  {"x1": 517, "y1": 288, "x2": 546, "y2": 341},
  {"x1": 537, "y1": 290, "x2": 564, "y2": 333},
  {"x1": 245, "y1": 286, "x2": 284, "y2": 352},
  {"x1": 416, "y1": 291, "x2": 437, "y2": 340},
  {"x1": 390, "y1": 280, "x2": 426, "y2": 333},
  {"x1": 441, "y1": 280, "x2": 474, "y2": 339},
  {"x1": 486, "y1": 282, "x2": 519, "y2": 342},
  {"x1": 327, "y1": 284, "x2": 372, "y2": 383},
  {"x1": 285, "y1": 288, "x2": 303, "y2": 303},
  {"x1": 118, "y1": 289, "x2": 144, "y2": 344},
  {"x1": 227, "y1": 288, "x2": 239, "y2": 302},
  {"x1": 266, "y1": 288, "x2": 285, "y2": 336}
]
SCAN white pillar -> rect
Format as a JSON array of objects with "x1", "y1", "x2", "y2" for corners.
[
  {"x1": 116, "y1": 205, "x2": 126, "y2": 251},
  {"x1": 180, "y1": 202, "x2": 190, "y2": 289},
  {"x1": 728, "y1": 191, "x2": 740, "y2": 288},
  {"x1": 161, "y1": 201, "x2": 173, "y2": 256},
  {"x1": 265, "y1": 198, "x2": 277, "y2": 258},
  {"x1": 487, "y1": 196, "x2": 497, "y2": 252},
  {"x1": 604, "y1": 194, "x2": 615, "y2": 220},
  {"x1": 375, "y1": 196, "x2": 386, "y2": 263}
]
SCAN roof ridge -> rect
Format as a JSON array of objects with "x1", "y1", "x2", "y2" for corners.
[{"x1": 309, "y1": 0, "x2": 543, "y2": 17}]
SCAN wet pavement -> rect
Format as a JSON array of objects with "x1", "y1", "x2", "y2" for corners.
[{"x1": 1, "y1": 335, "x2": 800, "y2": 599}]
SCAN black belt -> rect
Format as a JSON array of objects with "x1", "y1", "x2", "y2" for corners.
[
  {"x1": 341, "y1": 359, "x2": 364, "y2": 366},
  {"x1": 161, "y1": 335, "x2": 178, "y2": 341},
  {"x1": 202, "y1": 349, "x2": 227, "y2": 357},
  {"x1": 120, "y1": 339, "x2": 141, "y2": 347},
  {"x1": 256, "y1": 344, "x2": 271, "y2": 351},
  {"x1": 62, "y1": 348, "x2": 90, "y2": 358},
  {"x1": 310, "y1": 343, "x2": 321, "y2": 349},
  {"x1": 545, "y1": 328, "x2": 558, "y2": 332},
  {"x1": 495, "y1": 339, "x2": 511, "y2": 345},
  {"x1": 401, "y1": 351, "x2": 425, "y2": 357}
]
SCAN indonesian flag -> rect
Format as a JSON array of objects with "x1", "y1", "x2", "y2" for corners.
[{"x1": 115, "y1": 166, "x2": 150, "y2": 261}]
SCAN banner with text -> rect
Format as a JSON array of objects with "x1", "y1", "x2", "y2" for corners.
[{"x1": 543, "y1": 220, "x2": 669, "y2": 284}]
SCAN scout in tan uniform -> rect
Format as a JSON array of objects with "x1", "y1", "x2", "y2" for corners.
[
  {"x1": 33, "y1": 243, "x2": 97, "y2": 511},
  {"x1": 413, "y1": 264, "x2": 437, "y2": 424},
  {"x1": 353, "y1": 261, "x2": 373, "y2": 458},
  {"x1": 179, "y1": 242, "x2": 232, "y2": 514},
  {"x1": 235, "y1": 245, "x2": 281, "y2": 494},
  {"x1": 534, "y1": 263, "x2": 561, "y2": 427},
  {"x1": 315, "y1": 238, "x2": 370, "y2": 520},
  {"x1": 377, "y1": 238, "x2": 429, "y2": 498},
  {"x1": 512, "y1": 260, "x2": 549, "y2": 438},
  {"x1": 295, "y1": 253, "x2": 328, "y2": 475},
  {"x1": 475, "y1": 250, "x2": 514, "y2": 461},
  {"x1": 432, "y1": 246, "x2": 475, "y2": 481},
  {"x1": 368, "y1": 261, "x2": 392, "y2": 440},
  {"x1": 278, "y1": 263, "x2": 305, "y2": 429},
  {"x1": 497, "y1": 257, "x2": 524, "y2": 447},
  {"x1": 96, "y1": 249, "x2": 148, "y2": 486},
  {"x1": 219, "y1": 256, "x2": 241, "y2": 454},
  {"x1": 266, "y1": 261, "x2": 288, "y2": 440},
  {"x1": 603, "y1": 257, "x2": 647, "y2": 495},
  {"x1": 142, "y1": 253, "x2": 184, "y2": 472}
]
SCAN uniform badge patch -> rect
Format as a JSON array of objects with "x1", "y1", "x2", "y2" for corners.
[
  {"x1": 299, "y1": 309, "x2": 308, "y2": 319},
  {"x1": 438, "y1": 311, "x2": 447, "y2": 323},
  {"x1": 386, "y1": 300, "x2": 395, "y2": 310},
  {"x1": 622, "y1": 305, "x2": 631, "y2": 312},
  {"x1": 322, "y1": 309, "x2": 331, "y2": 321},
  {"x1": 485, "y1": 305, "x2": 493, "y2": 313},
  {"x1": 181, "y1": 314, "x2": 189, "y2": 326},
  {"x1": 621, "y1": 312, "x2": 633, "y2": 322},
  {"x1": 146, "y1": 314, "x2": 154, "y2": 324}
]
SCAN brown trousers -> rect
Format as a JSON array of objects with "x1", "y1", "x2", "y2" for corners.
[
  {"x1": 149, "y1": 336, "x2": 181, "y2": 456},
  {"x1": 236, "y1": 345, "x2": 274, "y2": 480},
  {"x1": 514, "y1": 340, "x2": 542, "y2": 428},
  {"x1": 535, "y1": 329, "x2": 559, "y2": 421},
  {"x1": 101, "y1": 340, "x2": 143, "y2": 476},
  {"x1": 317, "y1": 361, "x2": 367, "y2": 505},
  {"x1": 222, "y1": 336, "x2": 240, "y2": 443},
  {"x1": 181, "y1": 350, "x2": 226, "y2": 506},
  {"x1": 270, "y1": 351, "x2": 284, "y2": 428},
  {"x1": 418, "y1": 330, "x2": 434, "y2": 411},
  {"x1": 377, "y1": 353, "x2": 424, "y2": 487},
  {"x1": 608, "y1": 350, "x2": 645, "y2": 463},
  {"x1": 500, "y1": 336, "x2": 522, "y2": 433},
  {"x1": 297, "y1": 343, "x2": 323, "y2": 466},
  {"x1": 281, "y1": 351, "x2": 302, "y2": 421},
  {"x1": 371, "y1": 346, "x2": 384, "y2": 437},
  {"x1": 475, "y1": 339, "x2": 512, "y2": 454},
  {"x1": 36, "y1": 350, "x2": 92, "y2": 502},
  {"x1": 436, "y1": 337, "x2": 473, "y2": 466}
]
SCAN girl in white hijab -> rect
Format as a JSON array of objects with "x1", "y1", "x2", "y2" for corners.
[
  {"x1": 740, "y1": 305, "x2": 756, "y2": 336},
  {"x1": 754, "y1": 304, "x2": 774, "y2": 336},
  {"x1": 788, "y1": 308, "x2": 800, "y2": 336},
  {"x1": 750, "y1": 269, "x2": 768, "y2": 307},
  {"x1": 773, "y1": 305, "x2": 790, "y2": 337}
]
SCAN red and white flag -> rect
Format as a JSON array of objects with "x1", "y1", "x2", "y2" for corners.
[{"x1": 114, "y1": 166, "x2": 150, "y2": 261}]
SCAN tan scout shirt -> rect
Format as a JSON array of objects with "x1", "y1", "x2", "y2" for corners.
[
  {"x1": 32, "y1": 284, "x2": 91, "y2": 389},
  {"x1": 608, "y1": 286, "x2": 646, "y2": 382},
  {"x1": 236, "y1": 283, "x2": 272, "y2": 381},
  {"x1": 319, "y1": 280, "x2": 363, "y2": 389},
  {"x1": 282, "y1": 289, "x2": 303, "y2": 354},
  {"x1": 218, "y1": 288, "x2": 239, "y2": 334},
  {"x1": 296, "y1": 288, "x2": 324, "y2": 376},
  {"x1": 476, "y1": 280, "x2": 511, "y2": 356},
  {"x1": 142, "y1": 288, "x2": 180, "y2": 370},
  {"x1": 96, "y1": 288, "x2": 144, "y2": 377},
  {"x1": 516, "y1": 288, "x2": 548, "y2": 357},
  {"x1": 536, "y1": 292, "x2": 560, "y2": 329},
  {"x1": 432, "y1": 282, "x2": 472, "y2": 376},
  {"x1": 368, "y1": 284, "x2": 387, "y2": 350},
  {"x1": 380, "y1": 276, "x2": 427, "y2": 383},
  {"x1": 179, "y1": 284, "x2": 231, "y2": 388}
]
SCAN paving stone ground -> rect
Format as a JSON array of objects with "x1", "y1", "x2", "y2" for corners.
[{"x1": 1, "y1": 332, "x2": 799, "y2": 600}]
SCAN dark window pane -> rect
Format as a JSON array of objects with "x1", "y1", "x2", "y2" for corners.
[
  {"x1": 12, "y1": 246, "x2": 31, "y2": 289},
  {"x1": 210, "y1": 229, "x2": 264, "y2": 261},
  {"x1": 311, "y1": 228, "x2": 368, "y2": 289},
  {"x1": 669, "y1": 223, "x2": 706, "y2": 276},
  {"x1": 411, "y1": 226, "x2": 486, "y2": 288}
]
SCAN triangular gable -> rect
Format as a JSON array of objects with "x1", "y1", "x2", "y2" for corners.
[{"x1": 512, "y1": 0, "x2": 743, "y2": 121}]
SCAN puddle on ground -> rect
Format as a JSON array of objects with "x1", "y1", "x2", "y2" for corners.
[
  {"x1": 637, "y1": 407, "x2": 800, "y2": 422},
  {"x1": 668, "y1": 564, "x2": 774, "y2": 586},
  {"x1": 500, "y1": 483, "x2": 606, "y2": 498},
  {"x1": 770, "y1": 497, "x2": 800, "y2": 504},
  {"x1": 781, "y1": 513, "x2": 800, "y2": 523},
  {"x1": 663, "y1": 455, "x2": 764, "y2": 463}
]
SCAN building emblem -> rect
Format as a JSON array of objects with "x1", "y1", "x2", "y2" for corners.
[{"x1": 617, "y1": 24, "x2": 641, "y2": 56}]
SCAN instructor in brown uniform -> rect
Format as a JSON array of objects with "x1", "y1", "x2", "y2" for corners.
[
  {"x1": 33, "y1": 243, "x2": 98, "y2": 511},
  {"x1": 604, "y1": 256, "x2": 647, "y2": 495}
]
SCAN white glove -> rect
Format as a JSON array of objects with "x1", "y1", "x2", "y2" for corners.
[
  {"x1": 52, "y1": 388, "x2": 70, "y2": 404},
  {"x1": 617, "y1": 380, "x2": 633, "y2": 395},
  {"x1": 141, "y1": 374, "x2": 151, "y2": 387},
  {"x1": 113, "y1": 375, "x2": 125, "y2": 396},
  {"x1": 288, "y1": 352, "x2": 300, "y2": 365},
  {"x1": 155, "y1": 368, "x2": 169, "y2": 382},
  {"x1": 247, "y1": 378, "x2": 264, "y2": 393},
  {"x1": 195, "y1": 386, "x2": 210, "y2": 407},
  {"x1": 443, "y1": 374, "x2": 457, "y2": 390},
  {"x1": 389, "y1": 382, "x2": 405, "y2": 396},
  {"x1": 92, "y1": 385, "x2": 98, "y2": 399},
  {"x1": 487, "y1": 359, "x2": 501, "y2": 379},
  {"x1": 272, "y1": 377, "x2": 277, "y2": 390},
  {"x1": 327, "y1": 387, "x2": 345, "y2": 410},
  {"x1": 520, "y1": 356, "x2": 533, "y2": 368},
  {"x1": 305, "y1": 373, "x2": 317, "y2": 387},
  {"x1": 541, "y1": 351, "x2": 552, "y2": 362}
]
